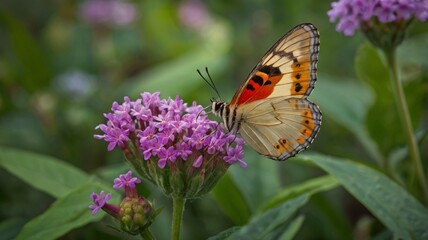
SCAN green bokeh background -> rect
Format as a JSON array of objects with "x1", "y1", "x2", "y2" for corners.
[{"x1": 1, "y1": 0, "x2": 427, "y2": 239}]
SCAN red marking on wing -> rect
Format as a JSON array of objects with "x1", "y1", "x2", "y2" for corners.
[{"x1": 232, "y1": 72, "x2": 282, "y2": 106}]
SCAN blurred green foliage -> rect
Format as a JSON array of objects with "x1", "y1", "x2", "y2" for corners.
[{"x1": 1, "y1": 0, "x2": 427, "y2": 239}]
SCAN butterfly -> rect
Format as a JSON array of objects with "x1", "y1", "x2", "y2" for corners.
[{"x1": 211, "y1": 23, "x2": 321, "y2": 161}]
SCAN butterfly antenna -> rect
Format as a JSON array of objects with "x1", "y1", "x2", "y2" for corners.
[
  {"x1": 205, "y1": 67, "x2": 221, "y2": 99},
  {"x1": 197, "y1": 67, "x2": 221, "y2": 99},
  {"x1": 197, "y1": 68, "x2": 213, "y2": 89}
]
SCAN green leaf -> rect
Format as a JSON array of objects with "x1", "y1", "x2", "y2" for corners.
[
  {"x1": 355, "y1": 43, "x2": 398, "y2": 156},
  {"x1": 16, "y1": 180, "x2": 120, "y2": 240},
  {"x1": 309, "y1": 193, "x2": 353, "y2": 240},
  {"x1": 314, "y1": 75, "x2": 372, "y2": 133},
  {"x1": 397, "y1": 33, "x2": 428, "y2": 72},
  {"x1": 277, "y1": 215, "x2": 305, "y2": 240},
  {"x1": 0, "y1": 11, "x2": 51, "y2": 91},
  {"x1": 299, "y1": 153, "x2": 428, "y2": 240},
  {"x1": 258, "y1": 175, "x2": 339, "y2": 212},
  {"x1": 0, "y1": 146, "x2": 90, "y2": 198},
  {"x1": 224, "y1": 194, "x2": 309, "y2": 240},
  {"x1": 229, "y1": 152, "x2": 281, "y2": 211},
  {"x1": 313, "y1": 74, "x2": 382, "y2": 163},
  {"x1": 0, "y1": 218, "x2": 26, "y2": 240},
  {"x1": 207, "y1": 227, "x2": 241, "y2": 240},
  {"x1": 211, "y1": 173, "x2": 251, "y2": 225}
]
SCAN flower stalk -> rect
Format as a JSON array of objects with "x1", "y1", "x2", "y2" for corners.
[
  {"x1": 171, "y1": 197, "x2": 186, "y2": 240},
  {"x1": 140, "y1": 228, "x2": 156, "y2": 240},
  {"x1": 382, "y1": 47, "x2": 428, "y2": 203}
]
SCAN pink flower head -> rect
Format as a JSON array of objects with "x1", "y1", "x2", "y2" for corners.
[
  {"x1": 95, "y1": 93, "x2": 246, "y2": 169},
  {"x1": 95, "y1": 92, "x2": 246, "y2": 199}
]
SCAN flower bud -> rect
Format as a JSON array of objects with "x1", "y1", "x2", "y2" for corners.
[
  {"x1": 119, "y1": 196, "x2": 155, "y2": 235},
  {"x1": 360, "y1": 17, "x2": 411, "y2": 50}
]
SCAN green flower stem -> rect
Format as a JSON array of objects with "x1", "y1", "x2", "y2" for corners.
[
  {"x1": 140, "y1": 228, "x2": 156, "y2": 240},
  {"x1": 383, "y1": 47, "x2": 428, "y2": 203},
  {"x1": 171, "y1": 197, "x2": 186, "y2": 240}
]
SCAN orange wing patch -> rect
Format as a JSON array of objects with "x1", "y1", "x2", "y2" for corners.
[
  {"x1": 274, "y1": 138, "x2": 291, "y2": 154},
  {"x1": 290, "y1": 57, "x2": 311, "y2": 95},
  {"x1": 233, "y1": 65, "x2": 283, "y2": 106}
]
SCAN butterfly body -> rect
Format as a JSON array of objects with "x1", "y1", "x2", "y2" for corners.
[{"x1": 212, "y1": 23, "x2": 321, "y2": 161}]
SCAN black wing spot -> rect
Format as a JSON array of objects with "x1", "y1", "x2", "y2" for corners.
[
  {"x1": 259, "y1": 65, "x2": 281, "y2": 76},
  {"x1": 295, "y1": 83, "x2": 302, "y2": 92},
  {"x1": 295, "y1": 73, "x2": 301, "y2": 79},
  {"x1": 265, "y1": 80, "x2": 272, "y2": 85},
  {"x1": 246, "y1": 84, "x2": 255, "y2": 91},
  {"x1": 252, "y1": 75, "x2": 264, "y2": 86}
]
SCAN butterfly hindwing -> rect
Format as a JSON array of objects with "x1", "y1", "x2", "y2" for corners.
[
  {"x1": 230, "y1": 23, "x2": 319, "y2": 107},
  {"x1": 237, "y1": 97, "x2": 321, "y2": 160}
]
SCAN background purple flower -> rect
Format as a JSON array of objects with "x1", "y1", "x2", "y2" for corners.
[
  {"x1": 328, "y1": 0, "x2": 428, "y2": 36},
  {"x1": 178, "y1": 0, "x2": 212, "y2": 31},
  {"x1": 79, "y1": 0, "x2": 137, "y2": 27}
]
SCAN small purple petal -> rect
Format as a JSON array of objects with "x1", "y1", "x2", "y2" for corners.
[
  {"x1": 157, "y1": 146, "x2": 177, "y2": 168},
  {"x1": 113, "y1": 171, "x2": 141, "y2": 189},
  {"x1": 89, "y1": 191, "x2": 112, "y2": 215},
  {"x1": 224, "y1": 146, "x2": 245, "y2": 166},
  {"x1": 192, "y1": 155, "x2": 204, "y2": 168}
]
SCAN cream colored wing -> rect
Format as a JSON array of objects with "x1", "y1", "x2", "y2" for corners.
[{"x1": 237, "y1": 97, "x2": 321, "y2": 160}]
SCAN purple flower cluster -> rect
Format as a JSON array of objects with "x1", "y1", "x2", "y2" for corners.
[
  {"x1": 328, "y1": 0, "x2": 428, "y2": 36},
  {"x1": 79, "y1": 0, "x2": 137, "y2": 27},
  {"x1": 95, "y1": 92, "x2": 246, "y2": 169}
]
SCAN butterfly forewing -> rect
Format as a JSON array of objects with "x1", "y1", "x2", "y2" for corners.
[{"x1": 230, "y1": 23, "x2": 319, "y2": 107}]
